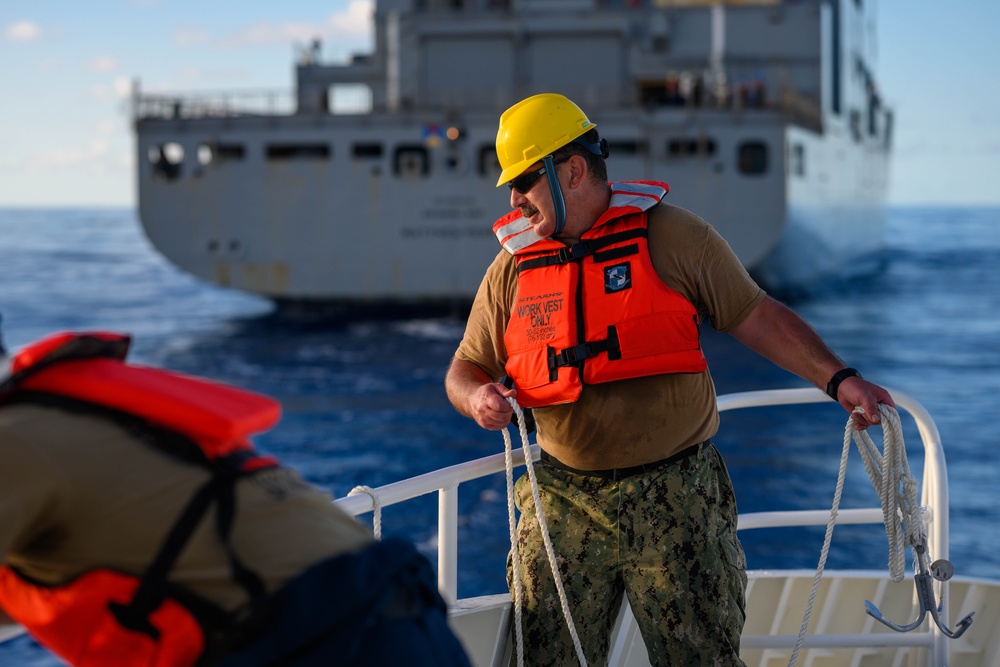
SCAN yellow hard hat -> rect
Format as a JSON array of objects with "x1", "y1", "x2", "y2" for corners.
[{"x1": 495, "y1": 93, "x2": 597, "y2": 187}]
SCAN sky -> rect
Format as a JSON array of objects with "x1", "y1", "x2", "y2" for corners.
[{"x1": 0, "y1": 0, "x2": 998, "y2": 208}]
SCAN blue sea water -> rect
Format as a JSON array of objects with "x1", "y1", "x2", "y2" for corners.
[{"x1": 1, "y1": 206, "x2": 999, "y2": 665}]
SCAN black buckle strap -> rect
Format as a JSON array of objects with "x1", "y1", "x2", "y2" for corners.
[
  {"x1": 109, "y1": 476, "x2": 224, "y2": 639},
  {"x1": 552, "y1": 341, "x2": 608, "y2": 367},
  {"x1": 557, "y1": 241, "x2": 595, "y2": 263},
  {"x1": 551, "y1": 326, "x2": 621, "y2": 368},
  {"x1": 109, "y1": 461, "x2": 268, "y2": 640},
  {"x1": 516, "y1": 228, "x2": 648, "y2": 273}
]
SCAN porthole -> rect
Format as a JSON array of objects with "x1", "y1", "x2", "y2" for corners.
[
  {"x1": 149, "y1": 142, "x2": 183, "y2": 181},
  {"x1": 394, "y1": 145, "x2": 429, "y2": 178},
  {"x1": 197, "y1": 144, "x2": 214, "y2": 165},
  {"x1": 737, "y1": 141, "x2": 768, "y2": 175},
  {"x1": 477, "y1": 145, "x2": 501, "y2": 179}
]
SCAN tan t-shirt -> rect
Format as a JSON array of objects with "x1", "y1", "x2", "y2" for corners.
[
  {"x1": 0, "y1": 403, "x2": 374, "y2": 615},
  {"x1": 455, "y1": 202, "x2": 765, "y2": 470}
]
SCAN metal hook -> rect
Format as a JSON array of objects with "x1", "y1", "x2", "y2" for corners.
[{"x1": 864, "y1": 544, "x2": 975, "y2": 639}]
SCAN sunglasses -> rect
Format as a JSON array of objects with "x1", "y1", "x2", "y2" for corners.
[{"x1": 507, "y1": 157, "x2": 568, "y2": 194}]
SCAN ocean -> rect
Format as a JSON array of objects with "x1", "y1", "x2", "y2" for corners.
[{"x1": 1, "y1": 206, "x2": 999, "y2": 664}]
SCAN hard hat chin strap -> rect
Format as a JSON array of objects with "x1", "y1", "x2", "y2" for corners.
[{"x1": 542, "y1": 155, "x2": 567, "y2": 236}]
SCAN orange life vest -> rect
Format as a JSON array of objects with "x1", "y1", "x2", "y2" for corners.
[
  {"x1": 0, "y1": 332, "x2": 281, "y2": 667},
  {"x1": 495, "y1": 181, "x2": 708, "y2": 408}
]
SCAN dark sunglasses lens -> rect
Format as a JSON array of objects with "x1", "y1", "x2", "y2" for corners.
[{"x1": 508, "y1": 168, "x2": 545, "y2": 193}]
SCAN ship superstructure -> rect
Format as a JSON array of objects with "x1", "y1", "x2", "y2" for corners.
[{"x1": 133, "y1": 0, "x2": 892, "y2": 306}]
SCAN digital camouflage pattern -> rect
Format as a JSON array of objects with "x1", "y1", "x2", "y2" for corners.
[{"x1": 506, "y1": 443, "x2": 747, "y2": 667}]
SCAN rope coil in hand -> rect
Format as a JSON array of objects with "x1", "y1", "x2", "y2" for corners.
[
  {"x1": 788, "y1": 403, "x2": 924, "y2": 666},
  {"x1": 503, "y1": 397, "x2": 588, "y2": 667}
]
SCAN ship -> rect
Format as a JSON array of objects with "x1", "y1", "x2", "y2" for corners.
[{"x1": 131, "y1": 0, "x2": 892, "y2": 309}]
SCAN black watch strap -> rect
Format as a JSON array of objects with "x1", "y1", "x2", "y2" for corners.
[{"x1": 826, "y1": 367, "x2": 862, "y2": 400}]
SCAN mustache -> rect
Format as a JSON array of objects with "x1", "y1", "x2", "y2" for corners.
[{"x1": 520, "y1": 204, "x2": 538, "y2": 218}]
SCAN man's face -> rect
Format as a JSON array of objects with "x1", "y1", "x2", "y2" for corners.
[{"x1": 508, "y1": 160, "x2": 563, "y2": 239}]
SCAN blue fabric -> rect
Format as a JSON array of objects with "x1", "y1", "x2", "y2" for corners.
[{"x1": 217, "y1": 537, "x2": 471, "y2": 667}]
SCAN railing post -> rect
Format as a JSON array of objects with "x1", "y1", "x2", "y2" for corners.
[{"x1": 438, "y1": 484, "x2": 459, "y2": 603}]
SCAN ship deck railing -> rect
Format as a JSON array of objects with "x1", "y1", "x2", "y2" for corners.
[
  {"x1": 131, "y1": 83, "x2": 821, "y2": 132},
  {"x1": 335, "y1": 387, "x2": 954, "y2": 665},
  {"x1": 132, "y1": 90, "x2": 297, "y2": 121}
]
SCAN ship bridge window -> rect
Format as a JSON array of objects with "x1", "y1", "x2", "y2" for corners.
[
  {"x1": 353, "y1": 143, "x2": 383, "y2": 159},
  {"x1": 266, "y1": 144, "x2": 331, "y2": 160},
  {"x1": 195, "y1": 143, "x2": 246, "y2": 166},
  {"x1": 329, "y1": 84, "x2": 372, "y2": 115},
  {"x1": 667, "y1": 137, "x2": 717, "y2": 157},
  {"x1": 217, "y1": 144, "x2": 246, "y2": 160},
  {"x1": 607, "y1": 140, "x2": 648, "y2": 157},
  {"x1": 148, "y1": 142, "x2": 184, "y2": 181},
  {"x1": 737, "y1": 141, "x2": 768, "y2": 175},
  {"x1": 394, "y1": 145, "x2": 429, "y2": 177},
  {"x1": 792, "y1": 143, "x2": 805, "y2": 177},
  {"x1": 478, "y1": 145, "x2": 501, "y2": 179}
]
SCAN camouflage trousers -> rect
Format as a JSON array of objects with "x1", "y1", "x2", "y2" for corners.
[{"x1": 506, "y1": 442, "x2": 747, "y2": 667}]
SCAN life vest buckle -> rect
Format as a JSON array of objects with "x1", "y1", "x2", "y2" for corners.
[
  {"x1": 557, "y1": 241, "x2": 595, "y2": 263},
  {"x1": 552, "y1": 341, "x2": 609, "y2": 367}
]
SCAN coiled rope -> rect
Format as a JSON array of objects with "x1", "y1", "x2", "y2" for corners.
[
  {"x1": 348, "y1": 485, "x2": 382, "y2": 540},
  {"x1": 788, "y1": 403, "x2": 925, "y2": 667},
  {"x1": 503, "y1": 397, "x2": 588, "y2": 667}
]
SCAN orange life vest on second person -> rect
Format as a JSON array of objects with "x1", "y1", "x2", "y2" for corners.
[
  {"x1": 0, "y1": 332, "x2": 281, "y2": 667},
  {"x1": 494, "y1": 181, "x2": 708, "y2": 408}
]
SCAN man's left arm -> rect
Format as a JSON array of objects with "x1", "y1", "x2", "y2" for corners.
[{"x1": 729, "y1": 296, "x2": 895, "y2": 429}]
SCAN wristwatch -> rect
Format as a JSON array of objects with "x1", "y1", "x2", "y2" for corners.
[{"x1": 826, "y1": 367, "x2": 862, "y2": 401}]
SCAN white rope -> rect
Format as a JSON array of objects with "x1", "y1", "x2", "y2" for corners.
[
  {"x1": 503, "y1": 398, "x2": 588, "y2": 667},
  {"x1": 503, "y1": 407, "x2": 526, "y2": 667},
  {"x1": 348, "y1": 485, "x2": 382, "y2": 540},
  {"x1": 788, "y1": 404, "x2": 925, "y2": 666}
]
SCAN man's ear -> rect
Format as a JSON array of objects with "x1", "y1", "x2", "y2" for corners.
[{"x1": 566, "y1": 154, "x2": 587, "y2": 189}]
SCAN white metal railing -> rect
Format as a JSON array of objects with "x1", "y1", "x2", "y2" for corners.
[
  {"x1": 335, "y1": 387, "x2": 951, "y2": 665},
  {"x1": 0, "y1": 388, "x2": 950, "y2": 664}
]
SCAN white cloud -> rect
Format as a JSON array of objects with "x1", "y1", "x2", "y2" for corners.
[
  {"x1": 96, "y1": 119, "x2": 117, "y2": 136},
  {"x1": 88, "y1": 56, "x2": 119, "y2": 73},
  {"x1": 328, "y1": 0, "x2": 373, "y2": 39},
  {"x1": 22, "y1": 139, "x2": 110, "y2": 171},
  {"x1": 218, "y1": 0, "x2": 373, "y2": 49},
  {"x1": 176, "y1": 66, "x2": 202, "y2": 83},
  {"x1": 221, "y1": 21, "x2": 327, "y2": 48},
  {"x1": 88, "y1": 76, "x2": 134, "y2": 101},
  {"x1": 5, "y1": 20, "x2": 41, "y2": 42},
  {"x1": 174, "y1": 24, "x2": 209, "y2": 45},
  {"x1": 114, "y1": 76, "x2": 133, "y2": 98},
  {"x1": 90, "y1": 83, "x2": 114, "y2": 101}
]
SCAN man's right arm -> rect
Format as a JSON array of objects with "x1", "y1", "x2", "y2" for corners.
[{"x1": 445, "y1": 357, "x2": 516, "y2": 430}]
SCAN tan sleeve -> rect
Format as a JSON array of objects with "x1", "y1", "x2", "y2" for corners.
[
  {"x1": 646, "y1": 203, "x2": 766, "y2": 332},
  {"x1": 0, "y1": 417, "x2": 66, "y2": 560},
  {"x1": 453, "y1": 249, "x2": 517, "y2": 380}
]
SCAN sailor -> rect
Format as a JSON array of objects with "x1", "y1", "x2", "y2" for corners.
[
  {"x1": 0, "y1": 329, "x2": 471, "y2": 667},
  {"x1": 445, "y1": 93, "x2": 896, "y2": 666}
]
